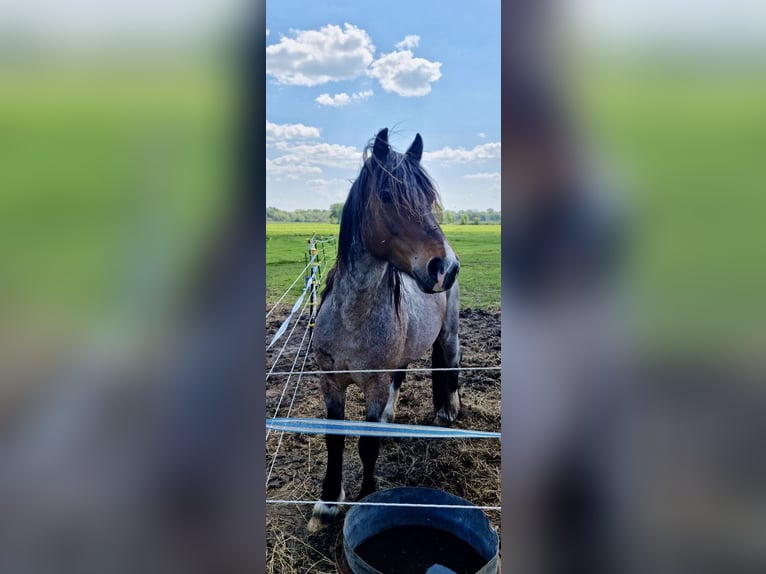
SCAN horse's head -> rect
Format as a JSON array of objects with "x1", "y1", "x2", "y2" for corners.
[{"x1": 353, "y1": 128, "x2": 459, "y2": 293}]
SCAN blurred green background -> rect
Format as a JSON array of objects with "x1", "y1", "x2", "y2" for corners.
[
  {"x1": 0, "y1": 62, "x2": 234, "y2": 344},
  {"x1": 576, "y1": 61, "x2": 766, "y2": 358},
  {"x1": 1, "y1": 57, "x2": 764, "y2": 361}
]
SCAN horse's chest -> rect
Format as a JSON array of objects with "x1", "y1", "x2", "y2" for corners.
[
  {"x1": 315, "y1": 312, "x2": 401, "y2": 364},
  {"x1": 313, "y1": 297, "x2": 438, "y2": 371}
]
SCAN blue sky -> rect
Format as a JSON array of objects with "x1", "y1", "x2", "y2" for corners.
[{"x1": 266, "y1": 0, "x2": 501, "y2": 211}]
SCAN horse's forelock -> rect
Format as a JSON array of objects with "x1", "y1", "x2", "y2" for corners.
[{"x1": 364, "y1": 145, "x2": 440, "y2": 218}]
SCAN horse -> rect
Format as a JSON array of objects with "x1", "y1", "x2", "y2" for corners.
[{"x1": 308, "y1": 128, "x2": 461, "y2": 532}]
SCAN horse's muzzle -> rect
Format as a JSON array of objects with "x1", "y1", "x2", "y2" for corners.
[{"x1": 425, "y1": 256, "x2": 460, "y2": 292}]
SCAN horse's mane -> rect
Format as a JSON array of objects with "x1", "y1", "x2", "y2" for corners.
[{"x1": 320, "y1": 136, "x2": 441, "y2": 311}]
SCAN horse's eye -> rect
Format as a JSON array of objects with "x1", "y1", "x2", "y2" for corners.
[{"x1": 380, "y1": 191, "x2": 393, "y2": 203}]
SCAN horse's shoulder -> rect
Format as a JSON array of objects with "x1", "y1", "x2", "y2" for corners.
[{"x1": 319, "y1": 267, "x2": 337, "y2": 308}]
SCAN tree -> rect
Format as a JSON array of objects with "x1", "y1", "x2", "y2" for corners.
[
  {"x1": 460, "y1": 214, "x2": 469, "y2": 225},
  {"x1": 329, "y1": 202, "x2": 344, "y2": 223}
]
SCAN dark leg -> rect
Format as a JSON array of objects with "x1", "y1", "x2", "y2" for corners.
[
  {"x1": 358, "y1": 429, "x2": 380, "y2": 499},
  {"x1": 358, "y1": 397, "x2": 386, "y2": 499},
  {"x1": 392, "y1": 369, "x2": 405, "y2": 391},
  {"x1": 432, "y1": 336, "x2": 461, "y2": 426},
  {"x1": 309, "y1": 384, "x2": 346, "y2": 532},
  {"x1": 321, "y1": 401, "x2": 346, "y2": 502}
]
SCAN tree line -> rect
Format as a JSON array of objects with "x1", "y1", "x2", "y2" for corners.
[{"x1": 267, "y1": 204, "x2": 500, "y2": 224}]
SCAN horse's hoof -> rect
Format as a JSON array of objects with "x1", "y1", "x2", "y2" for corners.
[
  {"x1": 308, "y1": 489, "x2": 345, "y2": 533},
  {"x1": 433, "y1": 409, "x2": 458, "y2": 427},
  {"x1": 308, "y1": 504, "x2": 341, "y2": 533},
  {"x1": 307, "y1": 513, "x2": 332, "y2": 533},
  {"x1": 357, "y1": 481, "x2": 377, "y2": 500}
]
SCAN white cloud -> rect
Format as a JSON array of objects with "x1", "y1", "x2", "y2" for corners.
[
  {"x1": 315, "y1": 89, "x2": 373, "y2": 107},
  {"x1": 316, "y1": 92, "x2": 350, "y2": 106},
  {"x1": 307, "y1": 177, "x2": 350, "y2": 187},
  {"x1": 306, "y1": 178, "x2": 352, "y2": 202},
  {"x1": 266, "y1": 120, "x2": 320, "y2": 140},
  {"x1": 276, "y1": 142, "x2": 360, "y2": 169},
  {"x1": 464, "y1": 172, "x2": 501, "y2": 181},
  {"x1": 267, "y1": 141, "x2": 361, "y2": 183},
  {"x1": 424, "y1": 142, "x2": 501, "y2": 164},
  {"x1": 394, "y1": 34, "x2": 420, "y2": 50},
  {"x1": 477, "y1": 132, "x2": 487, "y2": 139},
  {"x1": 266, "y1": 24, "x2": 441, "y2": 99},
  {"x1": 353, "y1": 89, "x2": 374, "y2": 100},
  {"x1": 368, "y1": 49, "x2": 442, "y2": 97},
  {"x1": 266, "y1": 158, "x2": 322, "y2": 179},
  {"x1": 316, "y1": 92, "x2": 351, "y2": 106},
  {"x1": 266, "y1": 23, "x2": 375, "y2": 86}
]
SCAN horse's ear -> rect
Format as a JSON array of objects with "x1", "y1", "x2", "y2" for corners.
[
  {"x1": 406, "y1": 133, "x2": 423, "y2": 162},
  {"x1": 373, "y1": 128, "x2": 389, "y2": 161}
]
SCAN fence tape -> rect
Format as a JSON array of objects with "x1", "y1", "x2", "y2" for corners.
[
  {"x1": 266, "y1": 417, "x2": 500, "y2": 439},
  {"x1": 266, "y1": 265, "x2": 316, "y2": 350},
  {"x1": 265, "y1": 254, "x2": 317, "y2": 320}
]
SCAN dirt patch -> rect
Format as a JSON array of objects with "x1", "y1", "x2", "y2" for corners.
[{"x1": 265, "y1": 308, "x2": 501, "y2": 574}]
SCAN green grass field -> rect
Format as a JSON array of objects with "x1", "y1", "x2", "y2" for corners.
[{"x1": 266, "y1": 222, "x2": 501, "y2": 311}]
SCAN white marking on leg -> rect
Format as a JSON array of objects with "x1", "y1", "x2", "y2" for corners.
[
  {"x1": 448, "y1": 388, "x2": 460, "y2": 414},
  {"x1": 381, "y1": 381, "x2": 399, "y2": 423},
  {"x1": 308, "y1": 486, "x2": 345, "y2": 532}
]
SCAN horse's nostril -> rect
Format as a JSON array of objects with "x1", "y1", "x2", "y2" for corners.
[
  {"x1": 441, "y1": 264, "x2": 456, "y2": 289},
  {"x1": 428, "y1": 258, "x2": 445, "y2": 280}
]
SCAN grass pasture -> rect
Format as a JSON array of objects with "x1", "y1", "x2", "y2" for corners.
[{"x1": 266, "y1": 222, "x2": 501, "y2": 311}]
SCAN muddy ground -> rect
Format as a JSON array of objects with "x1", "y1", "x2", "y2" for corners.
[{"x1": 265, "y1": 308, "x2": 501, "y2": 574}]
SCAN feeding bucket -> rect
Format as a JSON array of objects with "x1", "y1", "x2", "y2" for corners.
[{"x1": 338, "y1": 487, "x2": 499, "y2": 574}]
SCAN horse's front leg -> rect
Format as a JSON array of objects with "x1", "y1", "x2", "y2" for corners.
[
  {"x1": 308, "y1": 380, "x2": 346, "y2": 533},
  {"x1": 358, "y1": 376, "x2": 389, "y2": 499},
  {"x1": 432, "y1": 331, "x2": 461, "y2": 426}
]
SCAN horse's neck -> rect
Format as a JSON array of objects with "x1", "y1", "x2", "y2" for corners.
[{"x1": 333, "y1": 247, "x2": 396, "y2": 319}]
